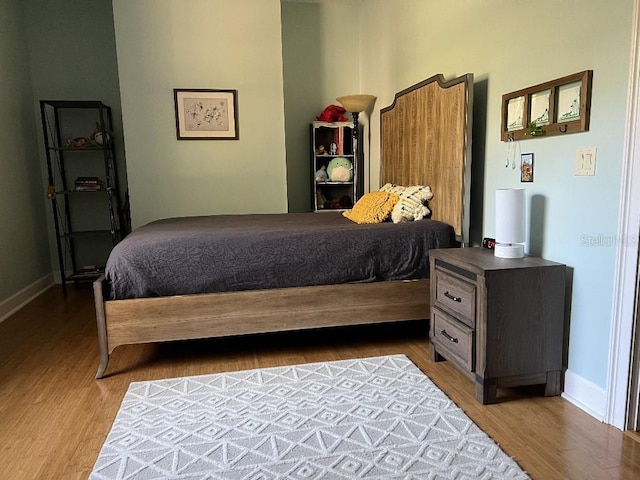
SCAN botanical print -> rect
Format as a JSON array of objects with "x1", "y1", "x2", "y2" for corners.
[
  {"x1": 183, "y1": 98, "x2": 229, "y2": 131},
  {"x1": 558, "y1": 82, "x2": 581, "y2": 121},
  {"x1": 507, "y1": 96, "x2": 524, "y2": 131},
  {"x1": 530, "y1": 90, "x2": 550, "y2": 126}
]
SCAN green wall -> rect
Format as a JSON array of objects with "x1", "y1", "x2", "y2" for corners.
[
  {"x1": 0, "y1": 0, "x2": 50, "y2": 300},
  {"x1": 25, "y1": 0, "x2": 126, "y2": 281},
  {"x1": 281, "y1": 0, "x2": 362, "y2": 212},
  {"x1": 357, "y1": 0, "x2": 633, "y2": 392},
  {"x1": 113, "y1": 0, "x2": 289, "y2": 228},
  {"x1": 25, "y1": 0, "x2": 127, "y2": 266},
  {"x1": 281, "y1": 0, "x2": 635, "y2": 409},
  {"x1": 1, "y1": 0, "x2": 128, "y2": 304}
]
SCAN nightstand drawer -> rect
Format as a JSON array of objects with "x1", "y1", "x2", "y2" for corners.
[
  {"x1": 432, "y1": 308, "x2": 475, "y2": 372},
  {"x1": 434, "y1": 268, "x2": 476, "y2": 327}
]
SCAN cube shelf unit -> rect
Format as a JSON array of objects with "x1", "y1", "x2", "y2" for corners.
[{"x1": 311, "y1": 121, "x2": 360, "y2": 212}]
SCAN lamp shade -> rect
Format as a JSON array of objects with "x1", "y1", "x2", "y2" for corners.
[
  {"x1": 336, "y1": 94, "x2": 376, "y2": 113},
  {"x1": 495, "y1": 188, "x2": 525, "y2": 258}
]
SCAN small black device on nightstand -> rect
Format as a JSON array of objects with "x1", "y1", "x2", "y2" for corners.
[{"x1": 482, "y1": 237, "x2": 495, "y2": 249}]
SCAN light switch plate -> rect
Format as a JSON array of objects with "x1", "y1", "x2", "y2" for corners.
[{"x1": 575, "y1": 147, "x2": 597, "y2": 176}]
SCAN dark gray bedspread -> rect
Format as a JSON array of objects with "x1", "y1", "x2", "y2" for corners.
[{"x1": 106, "y1": 213, "x2": 454, "y2": 299}]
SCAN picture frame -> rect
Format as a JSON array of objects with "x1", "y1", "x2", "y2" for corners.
[
  {"x1": 557, "y1": 81, "x2": 582, "y2": 122},
  {"x1": 521, "y1": 153, "x2": 534, "y2": 182},
  {"x1": 173, "y1": 89, "x2": 238, "y2": 140},
  {"x1": 530, "y1": 89, "x2": 551, "y2": 127},
  {"x1": 500, "y1": 70, "x2": 592, "y2": 141},
  {"x1": 507, "y1": 96, "x2": 525, "y2": 131}
]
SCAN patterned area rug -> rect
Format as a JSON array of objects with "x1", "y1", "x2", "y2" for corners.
[{"x1": 91, "y1": 355, "x2": 529, "y2": 479}]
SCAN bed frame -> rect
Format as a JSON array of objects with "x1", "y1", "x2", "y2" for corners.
[{"x1": 94, "y1": 73, "x2": 473, "y2": 378}]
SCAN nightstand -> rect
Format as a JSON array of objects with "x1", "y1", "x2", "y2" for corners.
[{"x1": 429, "y1": 247, "x2": 566, "y2": 404}]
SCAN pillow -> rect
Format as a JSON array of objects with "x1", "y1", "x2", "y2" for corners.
[
  {"x1": 342, "y1": 191, "x2": 400, "y2": 224},
  {"x1": 380, "y1": 183, "x2": 434, "y2": 223}
]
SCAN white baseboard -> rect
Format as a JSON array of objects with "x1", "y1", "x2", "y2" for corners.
[
  {"x1": 562, "y1": 369, "x2": 607, "y2": 422},
  {"x1": 0, "y1": 274, "x2": 55, "y2": 324}
]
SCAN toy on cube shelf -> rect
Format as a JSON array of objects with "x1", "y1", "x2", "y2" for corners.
[
  {"x1": 325, "y1": 195, "x2": 353, "y2": 210},
  {"x1": 316, "y1": 105, "x2": 348, "y2": 123},
  {"x1": 315, "y1": 165, "x2": 329, "y2": 182},
  {"x1": 315, "y1": 188, "x2": 327, "y2": 209},
  {"x1": 326, "y1": 157, "x2": 353, "y2": 182}
]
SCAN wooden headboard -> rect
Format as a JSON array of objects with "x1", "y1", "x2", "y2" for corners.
[{"x1": 380, "y1": 73, "x2": 473, "y2": 244}]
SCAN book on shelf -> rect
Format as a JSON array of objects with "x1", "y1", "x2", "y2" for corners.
[
  {"x1": 333, "y1": 128, "x2": 344, "y2": 155},
  {"x1": 75, "y1": 176, "x2": 101, "y2": 183},
  {"x1": 75, "y1": 176, "x2": 103, "y2": 191}
]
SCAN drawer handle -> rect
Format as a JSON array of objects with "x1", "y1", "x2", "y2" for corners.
[
  {"x1": 444, "y1": 291, "x2": 462, "y2": 302},
  {"x1": 440, "y1": 330, "x2": 459, "y2": 343}
]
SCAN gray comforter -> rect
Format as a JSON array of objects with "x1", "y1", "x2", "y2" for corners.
[{"x1": 106, "y1": 213, "x2": 454, "y2": 299}]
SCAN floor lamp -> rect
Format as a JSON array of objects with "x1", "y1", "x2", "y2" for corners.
[{"x1": 336, "y1": 94, "x2": 376, "y2": 197}]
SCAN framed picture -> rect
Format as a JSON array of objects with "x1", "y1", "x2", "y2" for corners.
[
  {"x1": 530, "y1": 89, "x2": 551, "y2": 126},
  {"x1": 557, "y1": 81, "x2": 581, "y2": 122},
  {"x1": 500, "y1": 70, "x2": 592, "y2": 141},
  {"x1": 173, "y1": 89, "x2": 238, "y2": 140},
  {"x1": 507, "y1": 96, "x2": 525, "y2": 131},
  {"x1": 521, "y1": 153, "x2": 534, "y2": 182}
]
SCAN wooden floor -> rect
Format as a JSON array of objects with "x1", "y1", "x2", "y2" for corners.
[{"x1": 1, "y1": 286, "x2": 640, "y2": 479}]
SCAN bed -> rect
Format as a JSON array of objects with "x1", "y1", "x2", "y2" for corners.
[{"x1": 94, "y1": 73, "x2": 473, "y2": 378}]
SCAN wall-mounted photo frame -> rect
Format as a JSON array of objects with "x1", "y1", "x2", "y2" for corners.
[
  {"x1": 530, "y1": 89, "x2": 551, "y2": 126},
  {"x1": 174, "y1": 89, "x2": 238, "y2": 140},
  {"x1": 500, "y1": 70, "x2": 592, "y2": 141},
  {"x1": 521, "y1": 153, "x2": 534, "y2": 182},
  {"x1": 557, "y1": 81, "x2": 582, "y2": 122},
  {"x1": 507, "y1": 96, "x2": 525, "y2": 131}
]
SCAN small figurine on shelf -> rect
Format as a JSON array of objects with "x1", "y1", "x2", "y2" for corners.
[
  {"x1": 71, "y1": 137, "x2": 93, "y2": 148},
  {"x1": 316, "y1": 188, "x2": 327, "y2": 209},
  {"x1": 315, "y1": 145, "x2": 326, "y2": 155},
  {"x1": 315, "y1": 165, "x2": 329, "y2": 182},
  {"x1": 329, "y1": 142, "x2": 337, "y2": 155},
  {"x1": 90, "y1": 122, "x2": 113, "y2": 146}
]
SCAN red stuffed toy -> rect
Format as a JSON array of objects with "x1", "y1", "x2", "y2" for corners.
[{"x1": 316, "y1": 105, "x2": 348, "y2": 122}]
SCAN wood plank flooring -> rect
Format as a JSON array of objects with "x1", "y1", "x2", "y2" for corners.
[{"x1": 1, "y1": 285, "x2": 640, "y2": 479}]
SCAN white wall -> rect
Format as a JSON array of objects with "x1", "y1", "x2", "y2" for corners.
[
  {"x1": 113, "y1": 0, "x2": 289, "y2": 228},
  {"x1": 358, "y1": 0, "x2": 634, "y2": 412},
  {"x1": 0, "y1": 0, "x2": 51, "y2": 301}
]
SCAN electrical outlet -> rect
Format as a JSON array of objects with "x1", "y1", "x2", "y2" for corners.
[{"x1": 575, "y1": 147, "x2": 596, "y2": 176}]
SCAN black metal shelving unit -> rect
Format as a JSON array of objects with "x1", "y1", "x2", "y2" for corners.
[{"x1": 40, "y1": 100, "x2": 128, "y2": 293}]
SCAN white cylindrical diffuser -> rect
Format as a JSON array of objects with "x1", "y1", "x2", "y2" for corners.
[{"x1": 495, "y1": 188, "x2": 525, "y2": 258}]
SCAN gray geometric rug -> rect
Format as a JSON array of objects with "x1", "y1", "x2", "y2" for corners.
[{"x1": 90, "y1": 355, "x2": 529, "y2": 479}]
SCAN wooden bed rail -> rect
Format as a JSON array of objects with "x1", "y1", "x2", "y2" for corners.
[{"x1": 94, "y1": 277, "x2": 430, "y2": 378}]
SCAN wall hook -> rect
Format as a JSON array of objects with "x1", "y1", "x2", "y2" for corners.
[{"x1": 506, "y1": 135, "x2": 514, "y2": 167}]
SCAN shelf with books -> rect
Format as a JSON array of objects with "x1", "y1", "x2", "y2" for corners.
[{"x1": 40, "y1": 100, "x2": 129, "y2": 294}]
